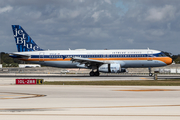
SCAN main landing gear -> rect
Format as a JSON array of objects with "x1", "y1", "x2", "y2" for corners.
[
  {"x1": 89, "y1": 65, "x2": 100, "y2": 76},
  {"x1": 148, "y1": 67, "x2": 153, "y2": 76},
  {"x1": 89, "y1": 71, "x2": 100, "y2": 76}
]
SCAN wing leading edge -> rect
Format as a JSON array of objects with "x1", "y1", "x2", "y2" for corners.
[{"x1": 70, "y1": 57, "x2": 107, "y2": 67}]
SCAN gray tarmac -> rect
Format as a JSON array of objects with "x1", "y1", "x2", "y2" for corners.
[
  {"x1": 0, "y1": 85, "x2": 180, "y2": 120},
  {"x1": 1, "y1": 73, "x2": 180, "y2": 85},
  {"x1": 0, "y1": 74, "x2": 151, "y2": 85},
  {"x1": 1, "y1": 74, "x2": 180, "y2": 120}
]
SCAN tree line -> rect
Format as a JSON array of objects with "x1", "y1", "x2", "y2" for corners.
[
  {"x1": 0, "y1": 52, "x2": 24, "y2": 67},
  {"x1": 162, "y1": 51, "x2": 180, "y2": 64}
]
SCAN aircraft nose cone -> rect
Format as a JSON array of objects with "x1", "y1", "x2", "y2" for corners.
[{"x1": 167, "y1": 57, "x2": 173, "y2": 65}]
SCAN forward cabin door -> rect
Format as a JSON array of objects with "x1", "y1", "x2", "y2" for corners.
[
  {"x1": 103, "y1": 53, "x2": 109, "y2": 60},
  {"x1": 147, "y1": 51, "x2": 153, "y2": 61},
  {"x1": 39, "y1": 52, "x2": 44, "y2": 62}
]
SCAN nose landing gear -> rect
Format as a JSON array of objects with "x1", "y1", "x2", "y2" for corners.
[{"x1": 148, "y1": 67, "x2": 153, "y2": 76}]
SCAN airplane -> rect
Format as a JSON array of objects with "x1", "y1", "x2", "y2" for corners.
[{"x1": 9, "y1": 25, "x2": 173, "y2": 76}]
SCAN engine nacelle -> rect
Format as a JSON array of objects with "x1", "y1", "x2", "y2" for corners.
[{"x1": 98, "y1": 64, "x2": 127, "y2": 73}]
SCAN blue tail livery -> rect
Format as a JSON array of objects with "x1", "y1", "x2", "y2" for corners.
[{"x1": 12, "y1": 25, "x2": 43, "y2": 52}]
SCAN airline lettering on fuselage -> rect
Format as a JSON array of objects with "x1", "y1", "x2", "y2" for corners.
[{"x1": 51, "y1": 53, "x2": 60, "y2": 55}]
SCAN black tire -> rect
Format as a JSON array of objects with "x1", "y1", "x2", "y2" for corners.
[
  {"x1": 149, "y1": 73, "x2": 153, "y2": 76},
  {"x1": 89, "y1": 71, "x2": 95, "y2": 76},
  {"x1": 94, "y1": 72, "x2": 100, "y2": 76}
]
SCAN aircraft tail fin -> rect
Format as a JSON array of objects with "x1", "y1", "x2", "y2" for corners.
[{"x1": 11, "y1": 25, "x2": 43, "y2": 52}]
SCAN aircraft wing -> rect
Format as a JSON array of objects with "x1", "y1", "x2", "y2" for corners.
[{"x1": 71, "y1": 57, "x2": 107, "y2": 66}]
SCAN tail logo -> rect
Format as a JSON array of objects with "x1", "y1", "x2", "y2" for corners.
[
  {"x1": 14, "y1": 28, "x2": 33, "y2": 49},
  {"x1": 14, "y1": 28, "x2": 24, "y2": 37},
  {"x1": 12, "y1": 25, "x2": 43, "y2": 52}
]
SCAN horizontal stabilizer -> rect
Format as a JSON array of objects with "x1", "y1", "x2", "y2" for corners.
[{"x1": 9, "y1": 53, "x2": 30, "y2": 59}]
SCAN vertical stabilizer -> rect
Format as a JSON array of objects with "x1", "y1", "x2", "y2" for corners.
[{"x1": 12, "y1": 25, "x2": 43, "y2": 52}]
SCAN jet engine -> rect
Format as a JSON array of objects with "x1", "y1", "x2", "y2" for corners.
[{"x1": 98, "y1": 64, "x2": 127, "y2": 73}]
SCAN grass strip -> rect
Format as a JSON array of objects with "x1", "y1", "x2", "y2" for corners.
[{"x1": 44, "y1": 79, "x2": 180, "y2": 86}]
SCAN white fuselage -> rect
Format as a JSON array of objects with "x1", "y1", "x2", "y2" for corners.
[{"x1": 13, "y1": 49, "x2": 172, "y2": 69}]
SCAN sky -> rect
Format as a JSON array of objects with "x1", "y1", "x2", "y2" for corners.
[{"x1": 0, "y1": 0, "x2": 180, "y2": 54}]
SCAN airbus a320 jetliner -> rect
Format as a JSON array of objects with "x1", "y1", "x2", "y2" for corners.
[{"x1": 10, "y1": 25, "x2": 172, "y2": 76}]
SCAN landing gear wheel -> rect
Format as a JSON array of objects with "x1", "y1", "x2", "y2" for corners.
[
  {"x1": 89, "y1": 71, "x2": 95, "y2": 76},
  {"x1": 149, "y1": 73, "x2": 153, "y2": 76},
  {"x1": 148, "y1": 68, "x2": 153, "y2": 77},
  {"x1": 94, "y1": 72, "x2": 100, "y2": 76}
]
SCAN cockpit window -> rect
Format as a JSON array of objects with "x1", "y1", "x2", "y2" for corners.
[
  {"x1": 158, "y1": 53, "x2": 167, "y2": 57},
  {"x1": 162, "y1": 53, "x2": 166, "y2": 56}
]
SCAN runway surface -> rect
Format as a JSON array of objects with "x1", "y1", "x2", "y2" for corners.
[
  {"x1": 1, "y1": 73, "x2": 180, "y2": 85},
  {"x1": 1, "y1": 74, "x2": 180, "y2": 119},
  {"x1": 0, "y1": 74, "x2": 150, "y2": 85},
  {"x1": 0, "y1": 85, "x2": 180, "y2": 120}
]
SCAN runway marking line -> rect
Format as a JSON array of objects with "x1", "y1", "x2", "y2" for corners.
[
  {"x1": 0, "y1": 114, "x2": 180, "y2": 117},
  {"x1": 1, "y1": 104, "x2": 180, "y2": 111},
  {"x1": 140, "y1": 78, "x2": 148, "y2": 80},
  {"x1": 0, "y1": 92, "x2": 46, "y2": 99},
  {"x1": 113, "y1": 89, "x2": 180, "y2": 92},
  {"x1": 66, "y1": 104, "x2": 180, "y2": 108},
  {"x1": 73, "y1": 78, "x2": 89, "y2": 81},
  {"x1": 0, "y1": 95, "x2": 31, "y2": 97}
]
